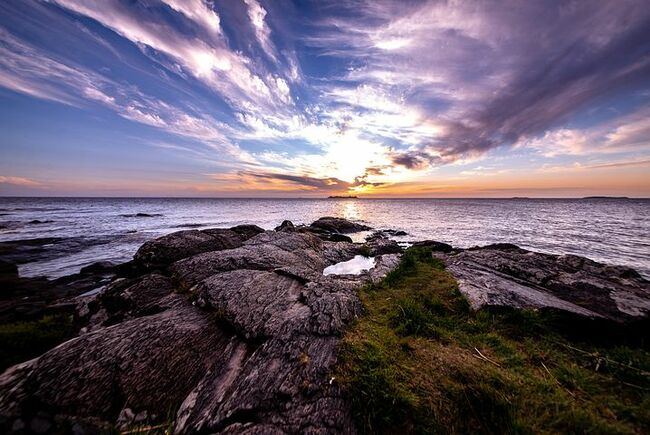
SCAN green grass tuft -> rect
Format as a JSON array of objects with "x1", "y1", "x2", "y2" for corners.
[
  {"x1": 0, "y1": 313, "x2": 74, "y2": 371},
  {"x1": 336, "y1": 246, "x2": 650, "y2": 434}
]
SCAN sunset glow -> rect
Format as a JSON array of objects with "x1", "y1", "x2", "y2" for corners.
[{"x1": 0, "y1": 1, "x2": 649, "y2": 197}]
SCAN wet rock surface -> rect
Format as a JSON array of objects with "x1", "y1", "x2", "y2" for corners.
[
  {"x1": 1, "y1": 217, "x2": 649, "y2": 434},
  {"x1": 0, "y1": 218, "x2": 396, "y2": 434},
  {"x1": 437, "y1": 244, "x2": 650, "y2": 323}
]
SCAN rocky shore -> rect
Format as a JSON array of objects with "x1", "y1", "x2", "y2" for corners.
[{"x1": 0, "y1": 217, "x2": 648, "y2": 434}]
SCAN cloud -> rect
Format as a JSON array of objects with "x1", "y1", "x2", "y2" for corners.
[
  {"x1": 539, "y1": 158, "x2": 650, "y2": 173},
  {"x1": 589, "y1": 159, "x2": 650, "y2": 170},
  {"x1": 1, "y1": 0, "x2": 649, "y2": 196},
  {"x1": 390, "y1": 151, "x2": 434, "y2": 170},
  {"x1": 519, "y1": 107, "x2": 650, "y2": 157},
  {"x1": 0, "y1": 175, "x2": 42, "y2": 187},
  {"x1": 49, "y1": 0, "x2": 291, "y2": 112},
  {"x1": 242, "y1": 0, "x2": 277, "y2": 61},
  {"x1": 242, "y1": 171, "x2": 349, "y2": 190},
  {"x1": 0, "y1": 27, "x2": 256, "y2": 163},
  {"x1": 305, "y1": 0, "x2": 650, "y2": 162},
  {"x1": 212, "y1": 169, "x2": 388, "y2": 194},
  {"x1": 159, "y1": 0, "x2": 222, "y2": 35}
]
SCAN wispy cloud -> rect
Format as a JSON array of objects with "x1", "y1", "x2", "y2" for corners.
[
  {"x1": 242, "y1": 0, "x2": 277, "y2": 62},
  {"x1": 519, "y1": 107, "x2": 650, "y2": 157},
  {"x1": 0, "y1": 27, "x2": 251, "y2": 161},
  {"x1": 0, "y1": 175, "x2": 42, "y2": 187},
  {"x1": 0, "y1": 0, "x2": 649, "y2": 196}
]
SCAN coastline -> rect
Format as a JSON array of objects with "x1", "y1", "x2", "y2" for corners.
[
  {"x1": 1, "y1": 216, "x2": 649, "y2": 433},
  {"x1": 2, "y1": 197, "x2": 649, "y2": 280}
]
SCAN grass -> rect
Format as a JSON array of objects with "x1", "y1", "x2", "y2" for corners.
[
  {"x1": 0, "y1": 313, "x2": 74, "y2": 371},
  {"x1": 336, "y1": 247, "x2": 650, "y2": 434}
]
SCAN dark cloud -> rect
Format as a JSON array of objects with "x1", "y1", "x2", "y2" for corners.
[
  {"x1": 241, "y1": 171, "x2": 351, "y2": 190},
  {"x1": 390, "y1": 151, "x2": 437, "y2": 170},
  {"x1": 241, "y1": 169, "x2": 388, "y2": 192},
  {"x1": 424, "y1": 4, "x2": 650, "y2": 161},
  {"x1": 363, "y1": 166, "x2": 386, "y2": 176},
  {"x1": 313, "y1": 0, "x2": 650, "y2": 167}
]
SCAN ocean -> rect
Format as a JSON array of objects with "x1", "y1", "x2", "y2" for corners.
[{"x1": 1, "y1": 197, "x2": 648, "y2": 279}]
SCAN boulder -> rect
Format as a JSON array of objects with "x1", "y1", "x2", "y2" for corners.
[
  {"x1": 0, "y1": 229, "x2": 401, "y2": 434},
  {"x1": 438, "y1": 244, "x2": 650, "y2": 323},
  {"x1": 365, "y1": 238, "x2": 402, "y2": 256},
  {"x1": 309, "y1": 217, "x2": 371, "y2": 234},
  {"x1": 200, "y1": 228, "x2": 245, "y2": 248},
  {"x1": 366, "y1": 229, "x2": 407, "y2": 241},
  {"x1": 134, "y1": 229, "x2": 243, "y2": 270},
  {"x1": 229, "y1": 224, "x2": 265, "y2": 240},
  {"x1": 322, "y1": 241, "x2": 363, "y2": 266},
  {"x1": 0, "y1": 300, "x2": 228, "y2": 433},
  {"x1": 412, "y1": 240, "x2": 453, "y2": 253},
  {"x1": 322, "y1": 233, "x2": 353, "y2": 243},
  {"x1": 274, "y1": 220, "x2": 295, "y2": 232},
  {"x1": 79, "y1": 261, "x2": 115, "y2": 275},
  {"x1": 171, "y1": 231, "x2": 328, "y2": 287}
]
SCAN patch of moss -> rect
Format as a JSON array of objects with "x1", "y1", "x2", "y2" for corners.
[
  {"x1": 336, "y1": 246, "x2": 650, "y2": 434},
  {"x1": 0, "y1": 313, "x2": 74, "y2": 371}
]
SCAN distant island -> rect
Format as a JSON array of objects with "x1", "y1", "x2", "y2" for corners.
[
  {"x1": 328, "y1": 195, "x2": 358, "y2": 199},
  {"x1": 582, "y1": 196, "x2": 630, "y2": 199}
]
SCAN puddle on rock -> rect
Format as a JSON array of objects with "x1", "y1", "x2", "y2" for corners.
[{"x1": 323, "y1": 255, "x2": 376, "y2": 276}]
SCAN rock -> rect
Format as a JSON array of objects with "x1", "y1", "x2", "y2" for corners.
[
  {"x1": 0, "y1": 228, "x2": 401, "y2": 434},
  {"x1": 274, "y1": 220, "x2": 295, "y2": 232},
  {"x1": 369, "y1": 254, "x2": 402, "y2": 283},
  {"x1": 0, "y1": 300, "x2": 227, "y2": 433},
  {"x1": 79, "y1": 261, "x2": 115, "y2": 275},
  {"x1": 322, "y1": 233, "x2": 353, "y2": 243},
  {"x1": 171, "y1": 231, "x2": 328, "y2": 287},
  {"x1": 0, "y1": 260, "x2": 18, "y2": 283},
  {"x1": 0, "y1": 259, "x2": 114, "y2": 323},
  {"x1": 76, "y1": 273, "x2": 177, "y2": 331},
  {"x1": 134, "y1": 229, "x2": 242, "y2": 270},
  {"x1": 13, "y1": 221, "x2": 649, "y2": 433},
  {"x1": 412, "y1": 240, "x2": 454, "y2": 253},
  {"x1": 365, "y1": 238, "x2": 402, "y2": 256},
  {"x1": 309, "y1": 217, "x2": 371, "y2": 234},
  {"x1": 366, "y1": 229, "x2": 407, "y2": 241},
  {"x1": 201, "y1": 228, "x2": 245, "y2": 249},
  {"x1": 438, "y1": 244, "x2": 650, "y2": 323},
  {"x1": 322, "y1": 241, "x2": 362, "y2": 265},
  {"x1": 229, "y1": 224, "x2": 265, "y2": 240}
]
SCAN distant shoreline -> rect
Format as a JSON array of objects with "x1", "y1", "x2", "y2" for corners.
[{"x1": 0, "y1": 196, "x2": 648, "y2": 200}]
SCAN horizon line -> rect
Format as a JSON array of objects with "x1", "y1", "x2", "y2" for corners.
[{"x1": 1, "y1": 195, "x2": 648, "y2": 200}]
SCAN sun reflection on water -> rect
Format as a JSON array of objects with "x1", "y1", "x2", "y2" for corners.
[{"x1": 339, "y1": 201, "x2": 360, "y2": 221}]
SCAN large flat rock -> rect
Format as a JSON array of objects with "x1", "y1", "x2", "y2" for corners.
[{"x1": 438, "y1": 244, "x2": 650, "y2": 323}]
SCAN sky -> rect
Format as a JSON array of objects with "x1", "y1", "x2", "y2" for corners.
[{"x1": 0, "y1": 0, "x2": 649, "y2": 197}]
